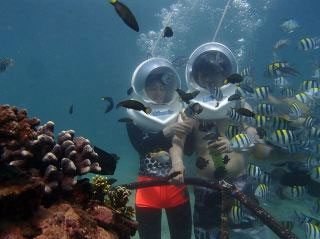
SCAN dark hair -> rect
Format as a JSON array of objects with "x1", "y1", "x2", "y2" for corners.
[
  {"x1": 192, "y1": 52, "x2": 231, "y2": 81},
  {"x1": 145, "y1": 73, "x2": 165, "y2": 89}
]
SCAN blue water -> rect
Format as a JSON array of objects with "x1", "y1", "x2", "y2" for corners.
[{"x1": 1, "y1": 0, "x2": 320, "y2": 238}]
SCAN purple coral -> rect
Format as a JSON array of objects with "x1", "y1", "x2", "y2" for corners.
[{"x1": 0, "y1": 105, "x2": 102, "y2": 194}]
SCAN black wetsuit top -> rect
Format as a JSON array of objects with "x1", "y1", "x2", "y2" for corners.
[
  {"x1": 126, "y1": 123, "x2": 172, "y2": 177},
  {"x1": 126, "y1": 123, "x2": 194, "y2": 178}
]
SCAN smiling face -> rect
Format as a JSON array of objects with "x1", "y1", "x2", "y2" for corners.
[{"x1": 145, "y1": 77, "x2": 167, "y2": 104}]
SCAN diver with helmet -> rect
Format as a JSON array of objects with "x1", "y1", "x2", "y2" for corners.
[
  {"x1": 180, "y1": 42, "x2": 270, "y2": 239},
  {"x1": 125, "y1": 57, "x2": 193, "y2": 239}
]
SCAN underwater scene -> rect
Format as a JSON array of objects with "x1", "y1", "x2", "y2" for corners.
[{"x1": 1, "y1": 0, "x2": 320, "y2": 238}]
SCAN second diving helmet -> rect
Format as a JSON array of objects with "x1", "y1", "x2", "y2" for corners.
[
  {"x1": 185, "y1": 42, "x2": 238, "y2": 120},
  {"x1": 127, "y1": 57, "x2": 183, "y2": 132}
]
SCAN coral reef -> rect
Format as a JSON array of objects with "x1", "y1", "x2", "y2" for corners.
[
  {"x1": 0, "y1": 104, "x2": 138, "y2": 239},
  {"x1": 0, "y1": 104, "x2": 102, "y2": 194},
  {"x1": 0, "y1": 203, "x2": 119, "y2": 239},
  {"x1": 92, "y1": 175, "x2": 135, "y2": 219}
]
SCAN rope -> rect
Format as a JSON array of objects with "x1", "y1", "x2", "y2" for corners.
[
  {"x1": 213, "y1": 0, "x2": 232, "y2": 42},
  {"x1": 150, "y1": 0, "x2": 182, "y2": 57}
]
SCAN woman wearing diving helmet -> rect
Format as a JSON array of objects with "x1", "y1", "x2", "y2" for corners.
[
  {"x1": 126, "y1": 58, "x2": 193, "y2": 239},
  {"x1": 183, "y1": 42, "x2": 269, "y2": 239}
]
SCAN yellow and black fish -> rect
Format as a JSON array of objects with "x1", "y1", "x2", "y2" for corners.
[
  {"x1": 116, "y1": 99, "x2": 151, "y2": 114},
  {"x1": 225, "y1": 125, "x2": 241, "y2": 140},
  {"x1": 265, "y1": 61, "x2": 290, "y2": 78},
  {"x1": 109, "y1": 0, "x2": 139, "y2": 32},
  {"x1": 254, "y1": 86, "x2": 270, "y2": 99}
]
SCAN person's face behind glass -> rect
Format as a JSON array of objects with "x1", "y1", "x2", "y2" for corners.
[
  {"x1": 197, "y1": 71, "x2": 225, "y2": 90},
  {"x1": 146, "y1": 80, "x2": 166, "y2": 104}
]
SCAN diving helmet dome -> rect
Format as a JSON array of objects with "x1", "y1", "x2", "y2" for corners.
[
  {"x1": 128, "y1": 58, "x2": 183, "y2": 132},
  {"x1": 185, "y1": 42, "x2": 238, "y2": 120},
  {"x1": 132, "y1": 57, "x2": 181, "y2": 104}
]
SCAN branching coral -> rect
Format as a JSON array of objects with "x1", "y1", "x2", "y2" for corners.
[
  {"x1": 0, "y1": 105, "x2": 103, "y2": 194},
  {"x1": 0, "y1": 104, "x2": 138, "y2": 239},
  {"x1": 92, "y1": 175, "x2": 135, "y2": 219}
]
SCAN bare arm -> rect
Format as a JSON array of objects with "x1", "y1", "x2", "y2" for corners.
[{"x1": 168, "y1": 112, "x2": 195, "y2": 183}]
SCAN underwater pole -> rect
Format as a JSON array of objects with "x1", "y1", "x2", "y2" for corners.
[
  {"x1": 212, "y1": 0, "x2": 232, "y2": 42},
  {"x1": 150, "y1": 0, "x2": 182, "y2": 57},
  {"x1": 120, "y1": 177, "x2": 298, "y2": 239}
]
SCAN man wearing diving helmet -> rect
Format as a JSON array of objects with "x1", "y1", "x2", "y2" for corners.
[
  {"x1": 182, "y1": 42, "x2": 269, "y2": 239},
  {"x1": 126, "y1": 58, "x2": 194, "y2": 239}
]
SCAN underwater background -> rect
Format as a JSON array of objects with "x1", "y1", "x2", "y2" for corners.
[{"x1": 1, "y1": 0, "x2": 320, "y2": 238}]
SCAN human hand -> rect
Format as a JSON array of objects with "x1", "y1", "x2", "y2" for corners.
[
  {"x1": 163, "y1": 112, "x2": 194, "y2": 138},
  {"x1": 168, "y1": 161, "x2": 185, "y2": 184},
  {"x1": 208, "y1": 136, "x2": 233, "y2": 154}
]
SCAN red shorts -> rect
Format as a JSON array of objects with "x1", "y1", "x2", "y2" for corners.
[{"x1": 135, "y1": 176, "x2": 189, "y2": 209}]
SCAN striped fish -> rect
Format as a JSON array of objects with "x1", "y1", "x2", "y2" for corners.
[
  {"x1": 305, "y1": 87, "x2": 320, "y2": 101},
  {"x1": 306, "y1": 154, "x2": 320, "y2": 169},
  {"x1": 225, "y1": 124, "x2": 241, "y2": 140},
  {"x1": 267, "y1": 116, "x2": 289, "y2": 130},
  {"x1": 229, "y1": 205, "x2": 244, "y2": 224},
  {"x1": 298, "y1": 37, "x2": 319, "y2": 51},
  {"x1": 258, "y1": 172, "x2": 272, "y2": 185},
  {"x1": 253, "y1": 115, "x2": 268, "y2": 128},
  {"x1": 295, "y1": 92, "x2": 313, "y2": 106},
  {"x1": 254, "y1": 184, "x2": 269, "y2": 199},
  {"x1": 228, "y1": 108, "x2": 243, "y2": 123},
  {"x1": 255, "y1": 86, "x2": 270, "y2": 99},
  {"x1": 285, "y1": 144, "x2": 305, "y2": 154},
  {"x1": 311, "y1": 166, "x2": 320, "y2": 183},
  {"x1": 305, "y1": 127, "x2": 320, "y2": 140},
  {"x1": 267, "y1": 130, "x2": 298, "y2": 146},
  {"x1": 268, "y1": 129, "x2": 298, "y2": 146},
  {"x1": 304, "y1": 116, "x2": 317, "y2": 128},
  {"x1": 240, "y1": 66, "x2": 253, "y2": 77},
  {"x1": 247, "y1": 163, "x2": 263, "y2": 179},
  {"x1": 230, "y1": 133, "x2": 254, "y2": 151},
  {"x1": 281, "y1": 88, "x2": 296, "y2": 97},
  {"x1": 209, "y1": 86, "x2": 223, "y2": 101},
  {"x1": 305, "y1": 223, "x2": 320, "y2": 239},
  {"x1": 283, "y1": 185, "x2": 306, "y2": 200},
  {"x1": 301, "y1": 80, "x2": 320, "y2": 91},
  {"x1": 266, "y1": 62, "x2": 290, "y2": 78},
  {"x1": 273, "y1": 77, "x2": 289, "y2": 88},
  {"x1": 289, "y1": 103, "x2": 302, "y2": 118},
  {"x1": 256, "y1": 103, "x2": 275, "y2": 116}
]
